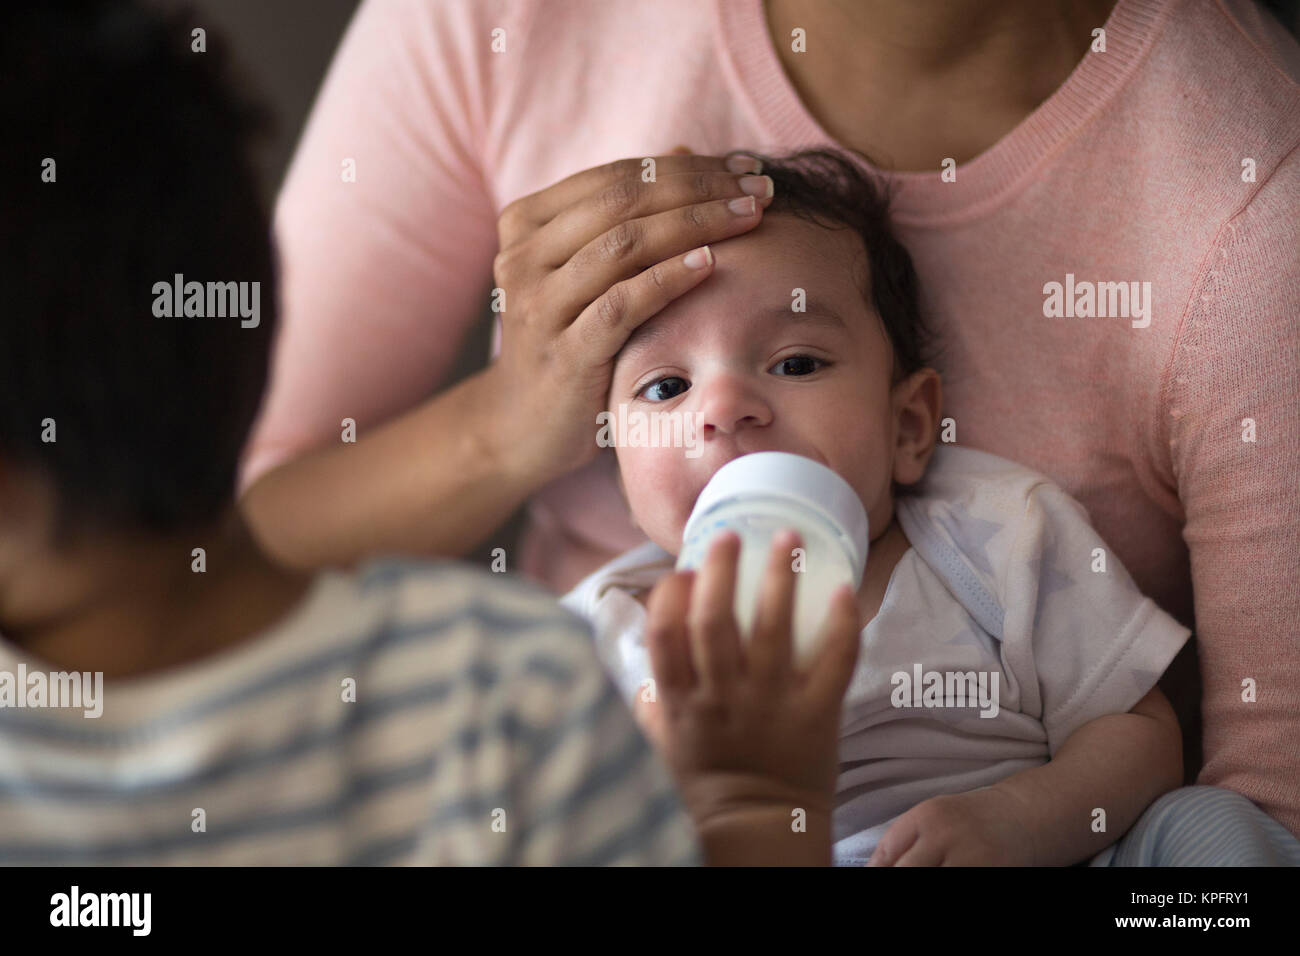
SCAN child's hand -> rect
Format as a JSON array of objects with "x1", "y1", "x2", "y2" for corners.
[
  {"x1": 637, "y1": 529, "x2": 861, "y2": 864},
  {"x1": 866, "y1": 787, "x2": 1036, "y2": 866}
]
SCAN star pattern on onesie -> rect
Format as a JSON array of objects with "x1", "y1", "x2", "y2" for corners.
[
  {"x1": 1025, "y1": 545, "x2": 1076, "y2": 633},
  {"x1": 933, "y1": 511, "x2": 1003, "y2": 579}
]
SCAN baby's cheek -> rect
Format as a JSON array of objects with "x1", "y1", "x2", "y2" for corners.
[
  {"x1": 619, "y1": 446, "x2": 695, "y2": 552},
  {"x1": 845, "y1": 434, "x2": 895, "y2": 520}
]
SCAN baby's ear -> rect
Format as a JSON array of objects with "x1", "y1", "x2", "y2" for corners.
[{"x1": 891, "y1": 368, "x2": 943, "y2": 486}]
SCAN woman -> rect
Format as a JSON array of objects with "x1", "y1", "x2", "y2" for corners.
[{"x1": 239, "y1": 0, "x2": 1300, "y2": 857}]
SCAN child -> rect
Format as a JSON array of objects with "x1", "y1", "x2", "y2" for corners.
[
  {"x1": 562, "y1": 148, "x2": 1194, "y2": 866},
  {"x1": 0, "y1": 2, "x2": 857, "y2": 867}
]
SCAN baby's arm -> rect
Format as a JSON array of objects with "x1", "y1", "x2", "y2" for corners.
[
  {"x1": 875, "y1": 686, "x2": 1181, "y2": 866},
  {"x1": 867, "y1": 477, "x2": 1192, "y2": 866},
  {"x1": 869, "y1": 685, "x2": 1182, "y2": 866},
  {"x1": 989, "y1": 684, "x2": 1182, "y2": 866}
]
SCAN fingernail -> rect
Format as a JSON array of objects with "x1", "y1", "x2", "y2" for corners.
[
  {"x1": 726, "y1": 154, "x2": 763, "y2": 174},
  {"x1": 683, "y1": 245, "x2": 713, "y2": 269},
  {"x1": 739, "y1": 175, "x2": 774, "y2": 199},
  {"x1": 727, "y1": 195, "x2": 757, "y2": 216}
]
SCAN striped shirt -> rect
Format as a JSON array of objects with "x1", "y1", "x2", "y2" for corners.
[{"x1": 0, "y1": 559, "x2": 700, "y2": 865}]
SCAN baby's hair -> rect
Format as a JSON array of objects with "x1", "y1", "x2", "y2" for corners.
[{"x1": 724, "y1": 148, "x2": 944, "y2": 383}]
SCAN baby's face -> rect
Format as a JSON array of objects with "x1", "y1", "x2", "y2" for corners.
[{"x1": 609, "y1": 213, "x2": 902, "y2": 555}]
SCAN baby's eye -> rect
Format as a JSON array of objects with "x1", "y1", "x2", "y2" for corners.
[
  {"x1": 639, "y1": 376, "x2": 690, "y2": 402},
  {"x1": 770, "y1": 355, "x2": 825, "y2": 376}
]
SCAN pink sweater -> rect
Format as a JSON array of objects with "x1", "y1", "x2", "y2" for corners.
[{"x1": 242, "y1": 0, "x2": 1300, "y2": 833}]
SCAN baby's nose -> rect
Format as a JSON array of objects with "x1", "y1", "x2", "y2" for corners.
[{"x1": 697, "y1": 377, "x2": 772, "y2": 435}]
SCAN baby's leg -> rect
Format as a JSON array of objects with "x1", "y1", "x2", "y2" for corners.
[{"x1": 1097, "y1": 785, "x2": 1300, "y2": 866}]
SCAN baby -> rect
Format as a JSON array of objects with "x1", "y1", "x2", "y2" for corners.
[{"x1": 562, "y1": 148, "x2": 1192, "y2": 866}]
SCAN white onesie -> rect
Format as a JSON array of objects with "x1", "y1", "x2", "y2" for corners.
[{"x1": 561, "y1": 445, "x2": 1192, "y2": 865}]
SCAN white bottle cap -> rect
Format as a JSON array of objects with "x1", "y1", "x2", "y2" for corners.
[{"x1": 684, "y1": 452, "x2": 870, "y2": 580}]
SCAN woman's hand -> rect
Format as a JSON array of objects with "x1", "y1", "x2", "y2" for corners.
[
  {"x1": 636, "y1": 530, "x2": 861, "y2": 865},
  {"x1": 486, "y1": 151, "x2": 775, "y2": 484}
]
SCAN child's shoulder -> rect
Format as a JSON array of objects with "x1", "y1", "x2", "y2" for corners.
[
  {"x1": 271, "y1": 556, "x2": 602, "y2": 684},
  {"x1": 356, "y1": 554, "x2": 593, "y2": 638},
  {"x1": 353, "y1": 556, "x2": 585, "y2": 623}
]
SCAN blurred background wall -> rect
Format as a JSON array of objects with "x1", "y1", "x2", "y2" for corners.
[{"x1": 161, "y1": 0, "x2": 360, "y2": 199}]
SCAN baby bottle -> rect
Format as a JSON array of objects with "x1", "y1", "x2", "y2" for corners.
[{"x1": 675, "y1": 452, "x2": 869, "y2": 662}]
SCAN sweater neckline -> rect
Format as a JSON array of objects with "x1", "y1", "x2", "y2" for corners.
[{"x1": 712, "y1": 0, "x2": 1174, "y2": 225}]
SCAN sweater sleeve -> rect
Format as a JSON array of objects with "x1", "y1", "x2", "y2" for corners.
[
  {"x1": 1163, "y1": 150, "x2": 1300, "y2": 836},
  {"x1": 239, "y1": 0, "x2": 504, "y2": 488}
]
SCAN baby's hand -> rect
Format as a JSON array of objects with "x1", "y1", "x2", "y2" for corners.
[
  {"x1": 638, "y1": 529, "x2": 861, "y2": 864},
  {"x1": 867, "y1": 787, "x2": 1036, "y2": 866}
]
